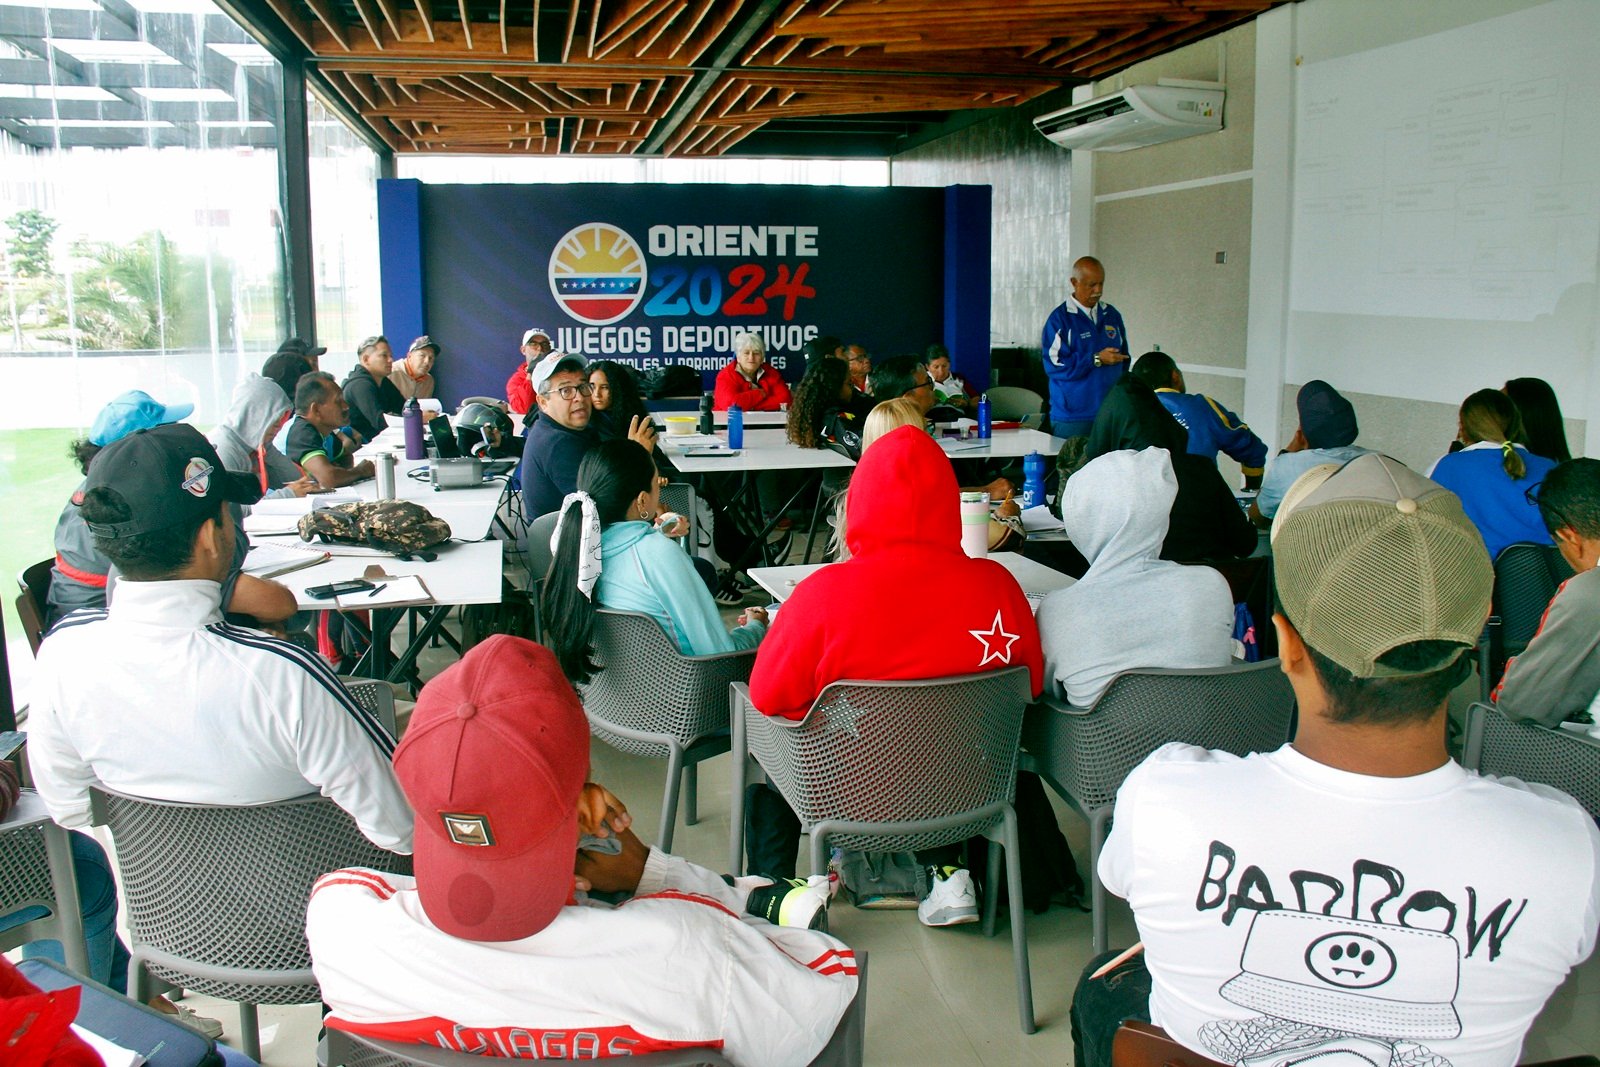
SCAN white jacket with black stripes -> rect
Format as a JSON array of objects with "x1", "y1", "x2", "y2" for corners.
[{"x1": 28, "y1": 578, "x2": 413, "y2": 853}]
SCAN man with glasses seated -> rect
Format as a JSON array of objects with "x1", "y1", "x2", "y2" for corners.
[
  {"x1": 845, "y1": 344, "x2": 873, "y2": 397},
  {"x1": 867, "y1": 354, "x2": 938, "y2": 419},
  {"x1": 519, "y1": 351, "x2": 657, "y2": 517},
  {"x1": 1494, "y1": 458, "x2": 1600, "y2": 726}
]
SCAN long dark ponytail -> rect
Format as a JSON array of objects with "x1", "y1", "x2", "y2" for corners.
[{"x1": 541, "y1": 439, "x2": 658, "y2": 682}]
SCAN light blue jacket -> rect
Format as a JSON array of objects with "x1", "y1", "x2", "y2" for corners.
[{"x1": 595, "y1": 522, "x2": 764, "y2": 656}]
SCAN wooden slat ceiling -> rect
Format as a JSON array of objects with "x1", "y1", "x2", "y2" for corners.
[{"x1": 241, "y1": 0, "x2": 1287, "y2": 155}]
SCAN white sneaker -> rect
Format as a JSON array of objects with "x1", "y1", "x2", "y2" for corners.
[
  {"x1": 155, "y1": 999, "x2": 225, "y2": 1040},
  {"x1": 918, "y1": 866, "x2": 980, "y2": 927}
]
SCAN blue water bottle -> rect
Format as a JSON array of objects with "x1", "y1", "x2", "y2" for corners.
[
  {"x1": 727, "y1": 405, "x2": 744, "y2": 450},
  {"x1": 976, "y1": 394, "x2": 992, "y2": 439},
  {"x1": 403, "y1": 398, "x2": 426, "y2": 460},
  {"x1": 1021, "y1": 451, "x2": 1046, "y2": 509}
]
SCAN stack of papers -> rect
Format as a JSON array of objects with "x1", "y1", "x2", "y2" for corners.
[
  {"x1": 1019, "y1": 504, "x2": 1062, "y2": 533},
  {"x1": 337, "y1": 574, "x2": 433, "y2": 609},
  {"x1": 243, "y1": 493, "x2": 359, "y2": 535},
  {"x1": 242, "y1": 542, "x2": 331, "y2": 578}
]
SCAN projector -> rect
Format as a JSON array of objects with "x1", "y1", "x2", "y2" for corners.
[{"x1": 429, "y1": 457, "x2": 483, "y2": 489}]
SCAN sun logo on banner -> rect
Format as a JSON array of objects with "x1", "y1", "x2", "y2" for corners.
[{"x1": 548, "y1": 222, "x2": 648, "y2": 326}]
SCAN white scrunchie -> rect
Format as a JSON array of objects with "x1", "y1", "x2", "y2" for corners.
[{"x1": 551, "y1": 490, "x2": 603, "y2": 599}]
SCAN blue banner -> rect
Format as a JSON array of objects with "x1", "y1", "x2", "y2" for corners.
[{"x1": 386, "y1": 181, "x2": 952, "y2": 405}]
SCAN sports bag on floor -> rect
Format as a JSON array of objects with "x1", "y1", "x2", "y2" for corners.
[{"x1": 297, "y1": 500, "x2": 452, "y2": 559}]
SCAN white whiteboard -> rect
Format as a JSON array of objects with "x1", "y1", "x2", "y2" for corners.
[{"x1": 1285, "y1": 0, "x2": 1599, "y2": 409}]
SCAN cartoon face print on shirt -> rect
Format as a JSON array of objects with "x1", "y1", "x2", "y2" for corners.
[{"x1": 1305, "y1": 931, "x2": 1398, "y2": 989}]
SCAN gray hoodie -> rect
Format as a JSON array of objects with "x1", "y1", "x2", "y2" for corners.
[
  {"x1": 1036, "y1": 447, "x2": 1236, "y2": 706},
  {"x1": 209, "y1": 374, "x2": 301, "y2": 499}
]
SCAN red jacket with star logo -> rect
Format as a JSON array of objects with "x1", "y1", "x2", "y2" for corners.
[{"x1": 749, "y1": 425, "x2": 1043, "y2": 720}]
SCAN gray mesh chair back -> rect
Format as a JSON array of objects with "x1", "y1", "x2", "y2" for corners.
[
  {"x1": 519, "y1": 510, "x2": 561, "y2": 639},
  {"x1": 1494, "y1": 542, "x2": 1572, "y2": 652},
  {"x1": 984, "y1": 386, "x2": 1044, "y2": 422},
  {"x1": 659, "y1": 482, "x2": 698, "y2": 556},
  {"x1": 88, "y1": 787, "x2": 410, "y2": 1061},
  {"x1": 581, "y1": 609, "x2": 755, "y2": 851},
  {"x1": 16, "y1": 558, "x2": 53, "y2": 655},
  {"x1": 0, "y1": 791, "x2": 90, "y2": 974},
  {"x1": 728, "y1": 669, "x2": 1037, "y2": 1033},
  {"x1": 1461, "y1": 702, "x2": 1600, "y2": 818},
  {"x1": 323, "y1": 951, "x2": 867, "y2": 1067},
  {"x1": 342, "y1": 679, "x2": 399, "y2": 736},
  {"x1": 1021, "y1": 660, "x2": 1295, "y2": 953}
]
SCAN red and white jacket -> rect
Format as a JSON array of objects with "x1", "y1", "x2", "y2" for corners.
[{"x1": 307, "y1": 849, "x2": 857, "y2": 1065}]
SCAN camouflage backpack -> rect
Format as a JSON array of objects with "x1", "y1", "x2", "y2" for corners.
[{"x1": 297, "y1": 500, "x2": 452, "y2": 560}]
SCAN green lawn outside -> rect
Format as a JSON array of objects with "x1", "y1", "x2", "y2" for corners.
[{"x1": 0, "y1": 428, "x2": 84, "y2": 643}]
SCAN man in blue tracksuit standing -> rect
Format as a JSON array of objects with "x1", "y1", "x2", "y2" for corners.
[{"x1": 1041, "y1": 256, "x2": 1130, "y2": 437}]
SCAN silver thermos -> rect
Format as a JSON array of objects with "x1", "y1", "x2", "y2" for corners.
[{"x1": 375, "y1": 451, "x2": 396, "y2": 499}]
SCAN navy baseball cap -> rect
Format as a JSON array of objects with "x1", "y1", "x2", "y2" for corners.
[{"x1": 83, "y1": 424, "x2": 261, "y2": 538}]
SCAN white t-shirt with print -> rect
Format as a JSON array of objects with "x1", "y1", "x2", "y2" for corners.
[{"x1": 1100, "y1": 743, "x2": 1600, "y2": 1067}]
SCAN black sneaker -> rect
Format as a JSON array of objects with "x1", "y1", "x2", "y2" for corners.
[{"x1": 714, "y1": 581, "x2": 746, "y2": 606}]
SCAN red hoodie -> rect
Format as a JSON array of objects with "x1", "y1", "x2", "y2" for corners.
[{"x1": 749, "y1": 425, "x2": 1043, "y2": 720}]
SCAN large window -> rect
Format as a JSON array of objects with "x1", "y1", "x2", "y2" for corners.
[
  {"x1": 0, "y1": 0, "x2": 289, "y2": 431},
  {"x1": 0, "y1": 0, "x2": 290, "y2": 652},
  {"x1": 308, "y1": 88, "x2": 379, "y2": 373}
]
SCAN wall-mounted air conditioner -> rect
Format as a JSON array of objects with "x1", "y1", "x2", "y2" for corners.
[{"x1": 1034, "y1": 80, "x2": 1224, "y2": 152}]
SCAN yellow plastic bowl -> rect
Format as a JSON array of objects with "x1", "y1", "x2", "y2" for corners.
[{"x1": 664, "y1": 416, "x2": 697, "y2": 436}]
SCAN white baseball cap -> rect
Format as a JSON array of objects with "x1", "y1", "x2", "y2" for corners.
[
  {"x1": 522, "y1": 327, "x2": 552, "y2": 348},
  {"x1": 528, "y1": 350, "x2": 588, "y2": 397}
]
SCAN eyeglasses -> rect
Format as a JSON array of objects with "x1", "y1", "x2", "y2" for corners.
[
  {"x1": 543, "y1": 382, "x2": 593, "y2": 401},
  {"x1": 1525, "y1": 482, "x2": 1572, "y2": 534},
  {"x1": 526, "y1": 338, "x2": 552, "y2": 349},
  {"x1": 911, "y1": 379, "x2": 935, "y2": 392}
]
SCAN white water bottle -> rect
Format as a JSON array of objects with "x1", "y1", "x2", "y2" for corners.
[{"x1": 959, "y1": 491, "x2": 988, "y2": 558}]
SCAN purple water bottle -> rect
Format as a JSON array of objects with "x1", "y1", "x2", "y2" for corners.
[
  {"x1": 727, "y1": 405, "x2": 744, "y2": 450},
  {"x1": 403, "y1": 398, "x2": 425, "y2": 459}
]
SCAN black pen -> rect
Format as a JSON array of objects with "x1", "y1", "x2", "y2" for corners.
[{"x1": 365, "y1": 583, "x2": 387, "y2": 598}]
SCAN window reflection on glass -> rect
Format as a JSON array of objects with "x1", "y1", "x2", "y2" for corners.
[
  {"x1": 0, "y1": 0, "x2": 288, "y2": 431},
  {"x1": 308, "y1": 89, "x2": 379, "y2": 376}
]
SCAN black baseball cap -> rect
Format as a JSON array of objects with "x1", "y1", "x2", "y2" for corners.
[
  {"x1": 278, "y1": 336, "x2": 328, "y2": 358},
  {"x1": 83, "y1": 424, "x2": 262, "y2": 538}
]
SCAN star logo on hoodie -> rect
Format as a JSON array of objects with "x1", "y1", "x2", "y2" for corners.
[{"x1": 969, "y1": 611, "x2": 1020, "y2": 667}]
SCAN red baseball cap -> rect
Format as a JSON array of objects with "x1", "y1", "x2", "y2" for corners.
[{"x1": 393, "y1": 635, "x2": 590, "y2": 941}]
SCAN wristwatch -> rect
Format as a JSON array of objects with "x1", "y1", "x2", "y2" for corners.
[{"x1": 1092, "y1": 355, "x2": 1103, "y2": 368}]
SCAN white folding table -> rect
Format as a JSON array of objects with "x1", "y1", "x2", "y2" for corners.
[
  {"x1": 936, "y1": 428, "x2": 1063, "y2": 460},
  {"x1": 247, "y1": 539, "x2": 504, "y2": 685},
  {"x1": 749, "y1": 552, "x2": 1074, "y2": 609},
  {"x1": 658, "y1": 428, "x2": 854, "y2": 568}
]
